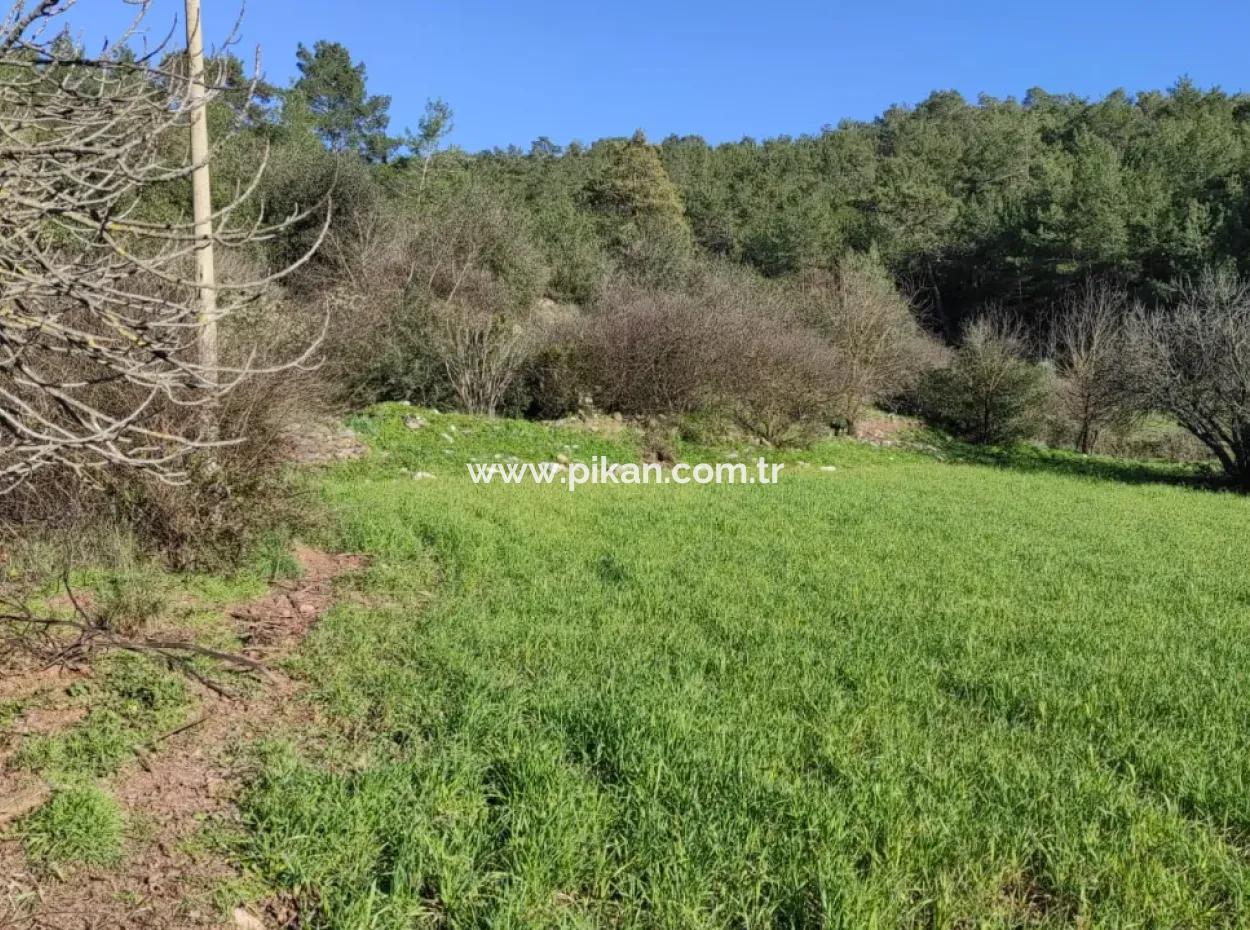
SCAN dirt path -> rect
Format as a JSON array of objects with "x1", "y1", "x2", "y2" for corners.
[{"x1": 0, "y1": 547, "x2": 364, "y2": 930}]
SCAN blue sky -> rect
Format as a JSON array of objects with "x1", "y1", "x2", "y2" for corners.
[{"x1": 65, "y1": 1, "x2": 1248, "y2": 152}]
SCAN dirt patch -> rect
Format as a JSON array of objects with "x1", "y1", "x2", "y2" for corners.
[
  {"x1": 232, "y1": 546, "x2": 367, "y2": 655},
  {"x1": 0, "y1": 546, "x2": 364, "y2": 930},
  {"x1": 995, "y1": 864, "x2": 1079, "y2": 924},
  {"x1": 853, "y1": 413, "x2": 922, "y2": 446},
  {"x1": 0, "y1": 780, "x2": 49, "y2": 831}
]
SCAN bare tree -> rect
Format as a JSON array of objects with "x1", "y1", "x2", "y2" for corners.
[
  {"x1": 0, "y1": 1, "x2": 327, "y2": 492},
  {"x1": 1129, "y1": 270, "x2": 1250, "y2": 485},
  {"x1": 796, "y1": 257, "x2": 937, "y2": 431},
  {"x1": 1050, "y1": 280, "x2": 1137, "y2": 454}
]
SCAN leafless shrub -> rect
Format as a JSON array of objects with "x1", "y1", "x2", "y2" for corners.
[
  {"x1": 0, "y1": 354, "x2": 320, "y2": 570},
  {"x1": 578, "y1": 280, "x2": 731, "y2": 415},
  {"x1": 722, "y1": 321, "x2": 841, "y2": 445},
  {"x1": 430, "y1": 297, "x2": 534, "y2": 415},
  {"x1": 794, "y1": 257, "x2": 941, "y2": 428},
  {"x1": 1049, "y1": 281, "x2": 1138, "y2": 453},
  {"x1": 579, "y1": 269, "x2": 840, "y2": 443},
  {"x1": 309, "y1": 202, "x2": 435, "y2": 407},
  {"x1": 311, "y1": 186, "x2": 548, "y2": 411},
  {"x1": 1128, "y1": 269, "x2": 1250, "y2": 485}
]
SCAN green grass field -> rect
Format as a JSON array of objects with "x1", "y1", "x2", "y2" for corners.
[{"x1": 234, "y1": 407, "x2": 1250, "y2": 928}]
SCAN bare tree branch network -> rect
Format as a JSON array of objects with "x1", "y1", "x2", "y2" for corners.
[{"x1": 0, "y1": 0, "x2": 328, "y2": 492}]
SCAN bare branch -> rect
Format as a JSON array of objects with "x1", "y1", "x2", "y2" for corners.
[{"x1": 0, "y1": 1, "x2": 328, "y2": 489}]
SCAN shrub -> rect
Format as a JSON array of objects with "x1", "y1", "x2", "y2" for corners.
[
  {"x1": 577, "y1": 280, "x2": 730, "y2": 416},
  {"x1": 515, "y1": 305, "x2": 590, "y2": 420},
  {"x1": 0, "y1": 289, "x2": 320, "y2": 571},
  {"x1": 1127, "y1": 269, "x2": 1250, "y2": 485},
  {"x1": 1049, "y1": 281, "x2": 1138, "y2": 454},
  {"x1": 722, "y1": 322, "x2": 842, "y2": 445},
  {"x1": 794, "y1": 253, "x2": 941, "y2": 429},
  {"x1": 430, "y1": 298, "x2": 535, "y2": 416},
  {"x1": 312, "y1": 184, "x2": 549, "y2": 412},
  {"x1": 919, "y1": 316, "x2": 1050, "y2": 444},
  {"x1": 96, "y1": 359, "x2": 319, "y2": 572},
  {"x1": 532, "y1": 195, "x2": 609, "y2": 305},
  {"x1": 576, "y1": 265, "x2": 843, "y2": 443}
]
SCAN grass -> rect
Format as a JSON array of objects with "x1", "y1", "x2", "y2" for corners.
[
  {"x1": 17, "y1": 654, "x2": 191, "y2": 779},
  {"x1": 920, "y1": 431, "x2": 1217, "y2": 489},
  {"x1": 222, "y1": 406, "x2": 1250, "y2": 928},
  {"x1": 21, "y1": 785, "x2": 126, "y2": 869}
]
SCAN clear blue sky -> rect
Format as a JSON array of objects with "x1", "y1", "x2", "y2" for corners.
[{"x1": 66, "y1": 0, "x2": 1249, "y2": 152}]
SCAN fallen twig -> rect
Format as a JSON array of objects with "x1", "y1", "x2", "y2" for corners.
[{"x1": 0, "y1": 578, "x2": 275, "y2": 699}]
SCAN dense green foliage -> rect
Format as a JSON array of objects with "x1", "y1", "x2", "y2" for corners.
[
  {"x1": 467, "y1": 83, "x2": 1250, "y2": 329},
  {"x1": 231, "y1": 407, "x2": 1250, "y2": 928},
  {"x1": 918, "y1": 318, "x2": 1051, "y2": 444},
  {"x1": 220, "y1": 38, "x2": 1250, "y2": 333},
  {"x1": 292, "y1": 40, "x2": 398, "y2": 162}
]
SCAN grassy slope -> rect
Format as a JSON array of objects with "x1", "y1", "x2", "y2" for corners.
[{"x1": 241, "y1": 406, "x2": 1250, "y2": 929}]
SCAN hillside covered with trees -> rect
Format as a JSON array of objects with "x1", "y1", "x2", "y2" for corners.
[{"x1": 264, "y1": 42, "x2": 1250, "y2": 325}]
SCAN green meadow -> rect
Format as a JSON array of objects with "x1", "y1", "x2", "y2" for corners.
[{"x1": 230, "y1": 407, "x2": 1250, "y2": 928}]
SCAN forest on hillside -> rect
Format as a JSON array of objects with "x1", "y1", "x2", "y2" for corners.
[{"x1": 253, "y1": 42, "x2": 1250, "y2": 329}]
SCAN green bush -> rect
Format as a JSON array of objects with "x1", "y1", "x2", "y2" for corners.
[{"x1": 919, "y1": 317, "x2": 1050, "y2": 444}]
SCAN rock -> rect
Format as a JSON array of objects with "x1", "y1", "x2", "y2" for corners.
[
  {"x1": 403, "y1": 416, "x2": 427, "y2": 431},
  {"x1": 412, "y1": 471, "x2": 437, "y2": 481},
  {"x1": 821, "y1": 466, "x2": 838, "y2": 472},
  {"x1": 232, "y1": 907, "x2": 266, "y2": 930},
  {"x1": 556, "y1": 453, "x2": 571, "y2": 465}
]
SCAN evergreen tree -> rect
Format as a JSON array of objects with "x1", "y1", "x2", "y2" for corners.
[
  {"x1": 292, "y1": 41, "x2": 397, "y2": 163},
  {"x1": 584, "y1": 130, "x2": 695, "y2": 286}
]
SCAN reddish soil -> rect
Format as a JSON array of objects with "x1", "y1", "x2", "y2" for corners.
[{"x1": 0, "y1": 546, "x2": 364, "y2": 930}]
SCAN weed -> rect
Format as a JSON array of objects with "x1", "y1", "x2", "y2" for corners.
[
  {"x1": 21, "y1": 785, "x2": 125, "y2": 869},
  {"x1": 251, "y1": 532, "x2": 303, "y2": 583},
  {"x1": 95, "y1": 567, "x2": 169, "y2": 636}
]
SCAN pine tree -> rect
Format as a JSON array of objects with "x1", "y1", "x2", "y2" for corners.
[
  {"x1": 292, "y1": 41, "x2": 396, "y2": 163},
  {"x1": 585, "y1": 131, "x2": 694, "y2": 286}
]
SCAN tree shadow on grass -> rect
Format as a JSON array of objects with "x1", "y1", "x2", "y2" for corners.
[{"x1": 919, "y1": 433, "x2": 1234, "y2": 493}]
